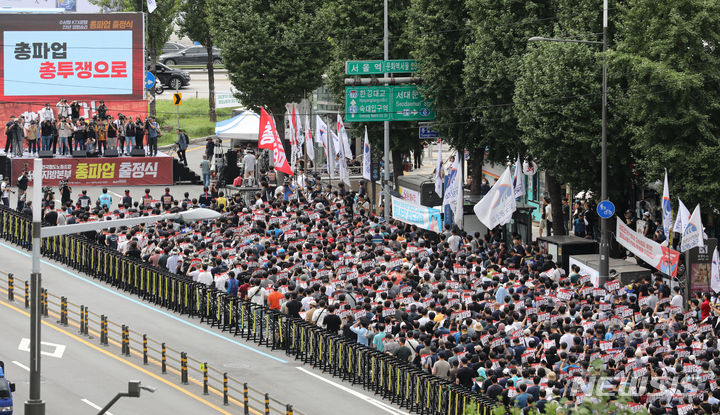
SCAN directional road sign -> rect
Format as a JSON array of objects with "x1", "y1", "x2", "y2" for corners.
[
  {"x1": 173, "y1": 93, "x2": 182, "y2": 106},
  {"x1": 345, "y1": 59, "x2": 419, "y2": 76},
  {"x1": 392, "y1": 85, "x2": 435, "y2": 121},
  {"x1": 597, "y1": 200, "x2": 615, "y2": 219},
  {"x1": 345, "y1": 85, "x2": 435, "y2": 122},
  {"x1": 419, "y1": 126, "x2": 439, "y2": 139},
  {"x1": 144, "y1": 71, "x2": 156, "y2": 90}
]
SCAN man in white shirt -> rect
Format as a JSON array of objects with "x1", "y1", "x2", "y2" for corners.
[
  {"x1": 670, "y1": 287, "x2": 684, "y2": 311},
  {"x1": 56, "y1": 99, "x2": 70, "y2": 119},
  {"x1": 242, "y1": 149, "x2": 256, "y2": 180},
  {"x1": 214, "y1": 272, "x2": 229, "y2": 292},
  {"x1": 38, "y1": 103, "x2": 54, "y2": 122},
  {"x1": 246, "y1": 280, "x2": 267, "y2": 306},
  {"x1": 197, "y1": 264, "x2": 214, "y2": 287}
]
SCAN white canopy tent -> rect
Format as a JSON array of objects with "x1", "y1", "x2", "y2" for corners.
[{"x1": 214, "y1": 110, "x2": 260, "y2": 141}]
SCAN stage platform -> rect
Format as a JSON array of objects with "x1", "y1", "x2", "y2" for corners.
[{"x1": 0, "y1": 150, "x2": 174, "y2": 186}]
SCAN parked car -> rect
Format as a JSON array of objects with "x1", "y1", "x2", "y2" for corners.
[
  {"x1": 149, "y1": 62, "x2": 191, "y2": 92},
  {"x1": 162, "y1": 42, "x2": 187, "y2": 54},
  {"x1": 159, "y1": 46, "x2": 222, "y2": 66},
  {"x1": 0, "y1": 365, "x2": 15, "y2": 415}
]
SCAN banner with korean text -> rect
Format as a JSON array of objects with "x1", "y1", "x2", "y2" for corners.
[
  {"x1": 392, "y1": 196, "x2": 441, "y2": 232},
  {"x1": 12, "y1": 156, "x2": 172, "y2": 186},
  {"x1": 616, "y1": 219, "x2": 680, "y2": 277},
  {"x1": 0, "y1": 13, "x2": 146, "y2": 145}
]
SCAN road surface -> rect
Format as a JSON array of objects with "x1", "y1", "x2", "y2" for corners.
[{"x1": 0, "y1": 239, "x2": 411, "y2": 415}]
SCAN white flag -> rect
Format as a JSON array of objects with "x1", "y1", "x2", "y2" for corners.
[
  {"x1": 330, "y1": 129, "x2": 341, "y2": 156},
  {"x1": 147, "y1": 0, "x2": 157, "y2": 13},
  {"x1": 673, "y1": 199, "x2": 690, "y2": 234},
  {"x1": 337, "y1": 114, "x2": 353, "y2": 160},
  {"x1": 662, "y1": 169, "x2": 672, "y2": 237},
  {"x1": 712, "y1": 248, "x2": 720, "y2": 293},
  {"x1": 443, "y1": 155, "x2": 460, "y2": 216},
  {"x1": 473, "y1": 167, "x2": 516, "y2": 229},
  {"x1": 455, "y1": 155, "x2": 464, "y2": 229},
  {"x1": 315, "y1": 116, "x2": 329, "y2": 175},
  {"x1": 336, "y1": 125, "x2": 350, "y2": 186},
  {"x1": 680, "y1": 204, "x2": 703, "y2": 252},
  {"x1": 296, "y1": 110, "x2": 304, "y2": 147},
  {"x1": 304, "y1": 115, "x2": 314, "y2": 162},
  {"x1": 329, "y1": 131, "x2": 339, "y2": 175},
  {"x1": 434, "y1": 141, "x2": 443, "y2": 198},
  {"x1": 362, "y1": 126, "x2": 371, "y2": 181},
  {"x1": 513, "y1": 154, "x2": 524, "y2": 199}
]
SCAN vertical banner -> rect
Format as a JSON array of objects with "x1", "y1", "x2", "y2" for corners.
[
  {"x1": 0, "y1": 13, "x2": 146, "y2": 145},
  {"x1": 391, "y1": 196, "x2": 441, "y2": 232},
  {"x1": 688, "y1": 238, "x2": 718, "y2": 297}
]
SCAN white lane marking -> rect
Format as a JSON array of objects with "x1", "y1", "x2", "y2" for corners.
[
  {"x1": 81, "y1": 398, "x2": 114, "y2": 415},
  {"x1": 18, "y1": 337, "x2": 67, "y2": 358},
  {"x1": 12, "y1": 360, "x2": 29, "y2": 371},
  {"x1": 109, "y1": 191, "x2": 123, "y2": 198},
  {"x1": 295, "y1": 366, "x2": 410, "y2": 415}
]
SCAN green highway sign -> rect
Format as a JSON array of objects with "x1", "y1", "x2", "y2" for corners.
[
  {"x1": 345, "y1": 85, "x2": 435, "y2": 122},
  {"x1": 392, "y1": 85, "x2": 436, "y2": 121},
  {"x1": 345, "y1": 86, "x2": 392, "y2": 121},
  {"x1": 345, "y1": 59, "x2": 419, "y2": 75}
]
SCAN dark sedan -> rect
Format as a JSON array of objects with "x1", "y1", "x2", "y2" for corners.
[{"x1": 159, "y1": 46, "x2": 222, "y2": 66}]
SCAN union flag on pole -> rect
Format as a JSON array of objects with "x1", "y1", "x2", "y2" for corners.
[{"x1": 258, "y1": 108, "x2": 278, "y2": 150}]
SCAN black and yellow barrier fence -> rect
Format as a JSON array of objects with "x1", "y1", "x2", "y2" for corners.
[
  {"x1": 0, "y1": 206, "x2": 498, "y2": 415},
  {"x1": 0, "y1": 272, "x2": 301, "y2": 415}
]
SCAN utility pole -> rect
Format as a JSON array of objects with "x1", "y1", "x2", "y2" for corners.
[{"x1": 382, "y1": 0, "x2": 390, "y2": 222}]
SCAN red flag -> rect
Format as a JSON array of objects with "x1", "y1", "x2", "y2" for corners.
[
  {"x1": 272, "y1": 135, "x2": 293, "y2": 175},
  {"x1": 258, "y1": 108, "x2": 278, "y2": 150}
]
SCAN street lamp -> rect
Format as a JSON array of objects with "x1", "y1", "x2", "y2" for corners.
[
  {"x1": 529, "y1": 0, "x2": 610, "y2": 286},
  {"x1": 25, "y1": 157, "x2": 220, "y2": 415}
]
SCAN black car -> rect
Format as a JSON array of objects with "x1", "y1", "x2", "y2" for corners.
[
  {"x1": 149, "y1": 63, "x2": 190, "y2": 91},
  {"x1": 162, "y1": 42, "x2": 187, "y2": 54},
  {"x1": 159, "y1": 46, "x2": 222, "y2": 66}
]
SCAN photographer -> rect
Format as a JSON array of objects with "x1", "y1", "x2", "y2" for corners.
[
  {"x1": 16, "y1": 170, "x2": 28, "y2": 207},
  {"x1": 59, "y1": 180, "x2": 72, "y2": 206},
  {"x1": 42, "y1": 186, "x2": 54, "y2": 209},
  {"x1": 1, "y1": 177, "x2": 13, "y2": 207}
]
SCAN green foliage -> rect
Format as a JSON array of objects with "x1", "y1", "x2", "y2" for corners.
[
  {"x1": 463, "y1": 0, "x2": 554, "y2": 164},
  {"x1": 325, "y1": 0, "x2": 418, "y2": 182},
  {"x1": 611, "y1": 0, "x2": 720, "y2": 209},
  {"x1": 208, "y1": 0, "x2": 330, "y2": 118},
  {"x1": 155, "y1": 98, "x2": 233, "y2": 144},
  {"x1": 89, "y1": 0, "x2": 179, "y2": 60}
]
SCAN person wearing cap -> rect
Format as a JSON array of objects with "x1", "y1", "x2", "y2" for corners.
[
  {"x1": 38, "y1": 102, "x2": 54, "y2": 122},
  {"x1": 121, "y1": 190, "x2": 132, "y2": 207}
]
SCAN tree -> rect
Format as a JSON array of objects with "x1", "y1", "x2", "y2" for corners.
[
  {"x1": 462, "y1": 0, "x2": 554, "y2": 191},
  {"x1": 177, "y1": 0, "x2": 218, "y2": 122},
  {"x1": 325, "y1": 0, "x2": 418, "y2": 185},
  {"x1": 407, "y1": 0, "x2": 478, "y2": 191},
  {"x1": 612, "y1": 0, "x2": 720, "y2": 210},
  {"x1": 209, "y1": 0, "x2": 330, "y2": 152},
  {"x1": 90, "y1": 0, "x2": 180, "y2": 116}
]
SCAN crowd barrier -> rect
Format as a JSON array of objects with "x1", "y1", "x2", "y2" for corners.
[
  {"x1": 0, "y1": 206, "x2": 498, "y2": 415},
  {"x1": 0, "y1": 272, "x2": 299, "y2": 415}
]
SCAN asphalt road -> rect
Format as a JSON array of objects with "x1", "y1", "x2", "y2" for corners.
[
  {"x1": 156, "y1": 70, "x2": 234, "y2": 102},
  {"x1": 0, "y1": 295, "x2": 220, "y2": 415},
  {"x1": 0, "y1": 240, "x2": 411, "y2": 415}
]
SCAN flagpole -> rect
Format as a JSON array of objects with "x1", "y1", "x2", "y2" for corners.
[{"x1": 382, "y1": 0, "x2": 391, "y2": 222}]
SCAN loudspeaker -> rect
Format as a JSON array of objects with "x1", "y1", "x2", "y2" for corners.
[
  {"x1": 72, "y1": 150, "x2": 87, "y2": 158},
  {"x1": 38, "y1": 150, "x2": 53, "y2": 159},
  {"x1": 130, "y1": 148, "x2": 145, "y2": 157},
  {"x1": 103, "y1": 148, "x2": 118, "y2": 158}
]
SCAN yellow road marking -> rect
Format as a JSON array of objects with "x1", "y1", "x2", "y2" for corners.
[{"x1": 0, "y1": 297, "x2": 235, "y2": 415}]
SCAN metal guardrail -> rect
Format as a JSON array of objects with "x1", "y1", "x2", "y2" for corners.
[
  {"x1": 0, "y1": 272, "x2": 298, "y2": 415},
  {"x1": 0, "y1": 206, "x2": 497, "y2": 415}
]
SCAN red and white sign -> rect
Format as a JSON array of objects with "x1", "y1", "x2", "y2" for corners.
[
  {"x1": 616, "y1": 220, "x2": 680, "y2": 277},
  {"x1": 13, "y1": 156, "x2": 173, "y2": 186}
]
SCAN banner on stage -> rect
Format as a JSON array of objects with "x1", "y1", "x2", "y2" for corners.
[
  {"x1": 392, "y1": 196, "x2": 441, "y2": 232},
  {"x1": 0, "y1": 13, "x2": 146, "y2": 145},
  {"x1": 616, "y1": 219, "x2": 680, "y2": 277},
  {"x1": 12, "y1": 156, "x2": 173, "y2": 186}
]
